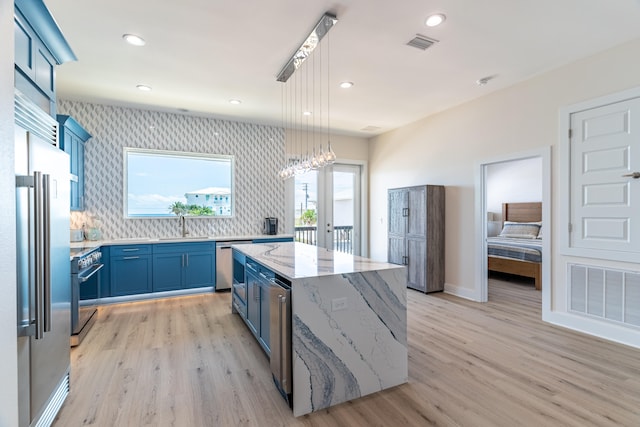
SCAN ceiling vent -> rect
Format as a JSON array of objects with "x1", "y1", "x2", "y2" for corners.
[
  {"x1": 361, "y1": 125, "x2": 382, "y2": 132},
  {"x1": 406, "y1": 34, "x2": 438, "y2": 51}
]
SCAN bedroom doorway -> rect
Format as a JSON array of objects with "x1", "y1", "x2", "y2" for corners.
[{"x1": 476, "y1": 147, "x2": 551, "y2": 310}]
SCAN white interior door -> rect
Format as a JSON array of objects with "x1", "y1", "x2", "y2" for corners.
[{"x1": 570, "y1": 97, "x2": 640, "y2": 253}]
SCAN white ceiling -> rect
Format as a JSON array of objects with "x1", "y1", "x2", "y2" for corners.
[{"x1": 46, "y1": 0, "x2": 640, "y2": 137}]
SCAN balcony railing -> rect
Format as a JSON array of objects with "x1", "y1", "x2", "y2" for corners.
[{"x1": 294, "y1": 225, "x2": 354, "y2": 254}]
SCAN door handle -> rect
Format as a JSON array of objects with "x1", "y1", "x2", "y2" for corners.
[
  {"x1": 622, "y1": 172, "x2": 640, "y2": 179},
  {"x1": 43, "y1": 174, "x2": 52, "y2": 333},
  {"x1": 34, "y1": 171, "x2": 45, "y2": 340}
]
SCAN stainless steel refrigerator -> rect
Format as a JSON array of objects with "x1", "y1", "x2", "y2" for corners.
[{"x1": 15, "y1": 90, "x2": 71, "y2": 427}]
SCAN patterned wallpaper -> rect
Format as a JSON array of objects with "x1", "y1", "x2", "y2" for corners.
[{"x1": 58, "y1": 100, "x2": 285, "y2": 239}]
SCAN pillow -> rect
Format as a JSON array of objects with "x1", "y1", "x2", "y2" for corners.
[{"x1": 499, "y1": 221, "x2": 541, "y2": 239}]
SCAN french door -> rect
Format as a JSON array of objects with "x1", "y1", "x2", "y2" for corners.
[{"x1": 292, "y1": 163, "x2": 362, "y2": 255}]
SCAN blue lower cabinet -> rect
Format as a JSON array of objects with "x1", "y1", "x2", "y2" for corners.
[
  {"x1": 152, "y1": 242, "x2": 215, "y2": 292},
  {"x1": 252, "y1": 237, "x2": 293, "y2": 244},
  {"x1": 184, "y1": 251, "x2": 215, "y2": 288},
  {"x1": 152, "y1": 252, "x2": 184, "y2": 292},
  {"x1": 258, "y1": 278, "x2": 270, "y2": 352},
  {"x1": 245, "y1": 266, "x2": 260, "y2": 336},
  {"x1": 111, "y1": 254, "x2": 153, "y2": 296},
  {"x1": 243, "y1": 258, "x2": 274, "y2": 354}
]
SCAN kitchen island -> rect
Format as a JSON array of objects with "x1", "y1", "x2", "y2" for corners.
[{"x1": 232, "y1": 242, "x2": 408, "y2": 417}]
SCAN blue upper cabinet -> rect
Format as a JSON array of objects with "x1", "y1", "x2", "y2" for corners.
[
  {"x1": 14, "y1": 0, "x2": 77, "y2": 115},
  {"x1": 57, "y1": 115, "x2": 91, "y2": 211}
]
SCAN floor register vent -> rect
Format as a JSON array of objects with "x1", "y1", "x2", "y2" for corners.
[
  {"x1": 406, "y1": 34, "x2": 438, "y2": 51},
  {"x1": 569, "y1": 263, "x2": 640, "y2": 328}
]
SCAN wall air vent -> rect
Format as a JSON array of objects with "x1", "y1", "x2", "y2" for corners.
[{"x1": 406, "y1": 34, "x2": 438, "y2": 51}]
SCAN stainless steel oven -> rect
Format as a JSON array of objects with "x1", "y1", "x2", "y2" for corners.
[{"x1": 70, "y1": 247, "x2": 103, "y2": 346}]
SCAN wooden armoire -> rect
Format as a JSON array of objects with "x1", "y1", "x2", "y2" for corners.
[{"x1": 388, "y1": 185, "x2": 445, "y2": 293}]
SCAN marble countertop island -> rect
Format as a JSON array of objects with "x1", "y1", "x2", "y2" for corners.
[
  {"x1": 232, "y1": 241, "x2": 402, "y2": 280},
  {"x1": 232, "y1": 242, "x2": 408, "y2": 417}
]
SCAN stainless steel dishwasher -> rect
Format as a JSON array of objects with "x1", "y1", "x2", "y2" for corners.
[{"x1": 216, "y1": 241, "x2": 251, "y2": 291}]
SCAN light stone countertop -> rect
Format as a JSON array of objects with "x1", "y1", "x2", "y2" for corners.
[
  {"x1": 69, "y1": 234, "x2": 293, "y2": 259},
  {"x1": 232, "y1": 241, "x2": 403, "y2": 280}
]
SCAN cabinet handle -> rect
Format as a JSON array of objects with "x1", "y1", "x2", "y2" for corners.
[
  {"x1": 122, "y1": 248, "x2": 139, "y2": 252},
  {"x1": 402, "y1": 256, "x2": 409, "y2": 265},
  {"x1": 123, "y1": 256, "x2": 140, "y2": 260},
  {"x1": 185, "y1": 253, "x2": 189, "y2": 267},
  {"x1": 622, "y1": 172, "x2": 640, "y2": 179}
]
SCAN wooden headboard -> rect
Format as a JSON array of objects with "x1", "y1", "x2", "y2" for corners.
[{"x1": 502, "y1": 202, "x2": 542, "y2": 223}]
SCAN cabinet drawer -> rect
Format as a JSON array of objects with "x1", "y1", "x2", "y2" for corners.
[
  {"x1": 110, "y1": 244, "x2": 152, "y2": 256},
  {"x1": 153, "y1": 241, "x2": 215, "y2": 254},
  {"x1": 252, "y1": 237, "x2": 293, "y2": 244}
]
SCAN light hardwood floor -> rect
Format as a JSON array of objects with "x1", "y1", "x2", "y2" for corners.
[{"x1": 54, "y1": 280, "x2": 640, "y2": 426}]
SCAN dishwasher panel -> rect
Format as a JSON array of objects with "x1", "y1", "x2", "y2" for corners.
[{"x1": 216, "y1": 241, "x2": 251, "y2": 291}]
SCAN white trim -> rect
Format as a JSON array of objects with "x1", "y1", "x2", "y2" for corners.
[
  {"x1": 475, "y1": 147, "x2": 551, "y2": 315},
  {"x1": 559, "y1": 85, "x2": 640, "y2": 262},
  {"x1": 545, "y1": 311, "x2": 640, "y2": 349},
  {"x1": 444, "y1": 282, "x2": 478, "y2": 301}
]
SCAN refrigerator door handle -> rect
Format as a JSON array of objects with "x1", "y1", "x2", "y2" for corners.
[
  {"x1": 43, "y1": 173, "x2": 52, "y2": 333},
  {"x1": 34, "y1": 171, "x2": 45, "y2": 340}
]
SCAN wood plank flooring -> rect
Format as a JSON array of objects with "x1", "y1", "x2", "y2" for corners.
[{"x1": 53, "y1": 280, "x2": 640, "y2": 426}]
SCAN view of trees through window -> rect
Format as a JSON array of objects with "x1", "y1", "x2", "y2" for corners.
[{"x1": 124, "y1": 148, "x2": 234, "y2": 218}]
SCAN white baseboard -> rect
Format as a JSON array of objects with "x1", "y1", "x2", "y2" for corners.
[
  {"x1": 444, "y1": 282, "x2": 479, "y2": 301},
  {"x1": 544, "y1": 310, "x2": 640, "y2": 350}
]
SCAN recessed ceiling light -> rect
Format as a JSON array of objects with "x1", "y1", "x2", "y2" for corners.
[
  {"x1": 229, "y1": 99, "x2": 242, "y2": 105},
  {"x1": 123, "y1": 34, "x2": 146, "y2": 46},
  {"x1": 136, "y1": 84, "x2": 152, "y2": 91},
  {"x1": 339, "y1": 81, "x2": 354, "y2": 89},
  {"x1": 302, "y1": 111, "x2": 312, "y2": 116},
  {"x1": 425, "y1": 14, "x2": 446, "y2": 27}
]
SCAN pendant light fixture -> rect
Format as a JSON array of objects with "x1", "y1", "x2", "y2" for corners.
[{"x1": 277, "y1": 12, "x2": 338, "y2": 180}]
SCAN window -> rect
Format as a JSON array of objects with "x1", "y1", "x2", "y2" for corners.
[{"x1": 124, "y1": 148, "x2": 234, "y2": 218}]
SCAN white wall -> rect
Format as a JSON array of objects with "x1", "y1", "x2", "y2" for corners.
[
  {"x1": 486, "y1": 157, "x2": 542, "y2": 221},
  {"x1": 0, "y1": 0, "x2": 18, "y2": 424},
  {"x1": 284, "y1": 130, "x2": 369, "y2": 162},
  {"x1": 369, "y1": 36, "x2": 640, "y2": 345}
]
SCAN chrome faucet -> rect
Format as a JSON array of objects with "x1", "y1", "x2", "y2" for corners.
[{"x1": 179, "y1": 215, "x2": 189, "y2": 237}]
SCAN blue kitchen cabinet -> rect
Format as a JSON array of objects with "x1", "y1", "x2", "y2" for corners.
[
  {"x1": 14, "y1": 0, "x2": 76, "y2": 114},
  {"x1": 258, "y1": 268, "x2": 273, "y2": 353},
  {"x1": 252, "y1": 237, "x2": 294, "y2": 244},
  {"x1": 184, "y1": 250, "x2": 216, "y2": 288},
  {"x1": 243, "y1": 257, "x2": 274, "y2": 354},
  {"x1": 152, "y1": 242, "x2": 215, "y2": 292},
  {"x1": 110, "y1": 245, "x2": 153, "y2": 296},
  {"x1": 245, "y1": 261, "x2": 260, "y2": 336},
  {"x1": 57, "y1": 115, "x2": 91, "y2": 211},
  {"x1": 99, "y1": 245, "x2": 111, "y2": 297},
  {"x1": 151, "y1": 252, "x2": 184, "y2": 292}
]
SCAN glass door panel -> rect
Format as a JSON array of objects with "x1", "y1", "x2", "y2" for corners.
[
  {"x1": 294, "y1": 171, "x2": 319, "y2": 246},
  {"x1": 292, "y1": 164, "x2": 361, "y2": 255},
  {"x1": 330, "y1": 165, "x2": 360, "y2": 254}
]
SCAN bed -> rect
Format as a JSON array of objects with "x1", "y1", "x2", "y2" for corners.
[{"x1": 487, "y1": 202, "x2": 542, "y2": 290}]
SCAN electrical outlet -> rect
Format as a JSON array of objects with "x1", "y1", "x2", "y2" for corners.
[{"x1": 331, "y1": 297, "x2": 348, "y2": 312}]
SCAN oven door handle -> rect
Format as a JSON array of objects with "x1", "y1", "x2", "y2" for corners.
[{"x1": 78, "y1": 263, "x2": 104, "y2": 283}]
